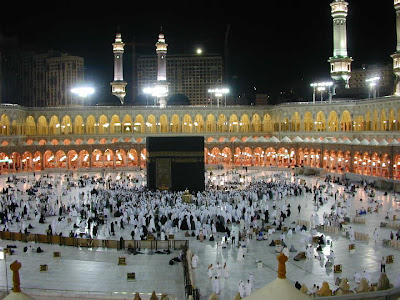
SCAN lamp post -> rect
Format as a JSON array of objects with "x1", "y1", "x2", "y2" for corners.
[
  {"x1": 143, "y1": 85, "x2": 169, "y2": 107},
  {"x1": 208, "y1": 88, "x2": 229, "y2": 107},
  {"x1": 71, "y1": 86, "x2": 95, "y2": 106},
  {"x1": 366, "y1": 77, "x2": 380, "y2": 99},
  {"x1": 310, "y1": 82, "x2": 334, "y2": 104}
]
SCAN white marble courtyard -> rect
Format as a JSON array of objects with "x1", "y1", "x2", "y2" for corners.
[{"x1": 0, "y1": 168, "x2": 400, "y2": 300}]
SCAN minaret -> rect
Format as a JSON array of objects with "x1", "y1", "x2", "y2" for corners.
[
  {"x1": 328, "y1": 0, "x2": 353, "y2": 90},
  {"x1": 155, "y1": 29, "x2": 169, "y2": 108},
  {"x1": 110, "y1": 33, "x2": 127, "y2": 104},
  {"x1": 391, "y1": 0, "x2": 400, "y2": 95}
]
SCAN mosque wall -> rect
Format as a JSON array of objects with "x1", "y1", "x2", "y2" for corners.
[{"x1": 1, "y1": 96, "x2": 400, "y2": 180}]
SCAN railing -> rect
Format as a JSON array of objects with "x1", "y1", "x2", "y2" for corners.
[
  {"x1": 182, "y1": 247, "x2": 200, "y2": 300},
  {"x1": 0, "y1": 231, "x2": 189, "y2": 251}
]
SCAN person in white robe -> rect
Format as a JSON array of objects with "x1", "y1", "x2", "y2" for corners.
[
  {"x1": 237, "y1": 246, "x2": 244, "y2": 261},
  {"x1": 223, "y1": 262, "x2": 229, "y2": 279},
  {"x1": 212, "y1": 277, "x2": 220, "y2": 295},
  {"x1": 238, "y1": 280, "x2": 245, "y2": 298},
  {"x1": 191, "y1": 254, "x2": 198, "y2": 269},
  {"x1": 349, "y1": 226, "x2": 355, "y2": 241},
  {"x1": 208, "y1": 264, "x2": 214, "y2": 279},
  {"x1": 215, "y1": 262, "x2": 222, "y2": 278},
  {"x1": 244, "y1": 279, "x2": 252, "y2": 296}
]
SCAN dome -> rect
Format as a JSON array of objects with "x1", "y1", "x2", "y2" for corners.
[
  {"x1": 243, "y1": 253, "x2": 309, "y2": 300},
  {"x1": 4, "y1": 292, "x2": 35, "y2": 300}
]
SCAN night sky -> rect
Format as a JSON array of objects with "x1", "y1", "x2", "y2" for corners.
[{"x1": 0, "y1": 1, "x2": 396, "y2": 105}]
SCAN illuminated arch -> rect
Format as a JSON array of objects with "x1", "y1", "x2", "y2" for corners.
[
  {"x1": 171, "y1": 114, "x2": 181, "y2": 133},
  {"x1": 123, "y1": 115, "x2": 133, "y2": 133},
  {"x1": 49, "y1": 116, "x2": 60, "y2": 135},
  {"x1": 380, "y1": 109, "x2": 388, "y2": 131},
  {"x1": 304, "y1": 112, "x2": 313, "y2": 131},
  {"x1": 252, "y1": 114, "x2": 262, "y2": 132},
  {"x1": 217, "y1": 114, "x2": 227, "y2": 132},
  {"x1": 61, "y1": 115, "x2": 72, "y2": 134},
  {"x1": 86, "y1": 115, "x2": 96, "y2": 134},
  {"x1": 67, "y1": 150, "x2": 78, "y2": 169},
  {"x1": 315, "y1": 111, "x2": 326, "y2": 131},
  {"x1": 35, "y1": 116, "x2": 47, "y2": 135},
  {"x1": 365, "y1": 110, "x2": 371, "y2": 131},
  {"x1": 327, "y1": 111, "x2": 339, "y2": 131},
  {"x1": 98, "y1": 115, "x2": 109, "y2": 134},
  {"x1": 133, "y1": 115, "x2": 146, "y2": 133},
  {"x1": 229, "y1": 114, "x2": 239, "y2": 132},
  {"x1": 159, "y1": 114, "x2": 169, "y2": 133},
  {"x1": 194, "y1": 114, "x2": 204, "y2": 132},
  {"x1": 110, "y1": 115, "x2": 121, "y2": 134},
  {"x1": 206, "y1": 114, "x2": 216, "y2": 133},
  {"x1": 74, "y1": 115, "x2": 84, "y2": 134},
  {"x1": 79, "y1": 150, "x2": 90, "y2": 168},
  {"x1": 127, "y1": 149, "x2": 138, "y2": 167},
  {"x1": 240, "y1": 114, "x2": 250, "y2": 132},
  {"x1": 25, "y1": 116, "x2": 36, "y2": 135},
  {"x1": 340, "y1": 110, "x2": 352, "y2": 131},
  {"x1": 291, "y1": 112, "x2": 301, "y2": 132},
  {"x1": 371, "y1": 110, "x2": 379, "y2": 131},
  {"x1": 262, "y1": 114, "x2": 273, "y2": 131},
  {"x1": 182, "y1": 114, "x2": 193, "y2": 133},
  {"x1": 0, "y1": 114, "x2": 10, "y2": 135},
  {"x1": 115, "y1": 149, "x2": 127, "y2": 167},
  {"x1": 147, "y1": 115, "x2": 157, "y2": 133}
]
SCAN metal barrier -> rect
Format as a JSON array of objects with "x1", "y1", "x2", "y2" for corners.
[
  {"x1": 182, "y1": 246, "x2": 200, "y2": 300},
  {"x1": 0, "y1": 231, "x2": 188, "y2": 251}
]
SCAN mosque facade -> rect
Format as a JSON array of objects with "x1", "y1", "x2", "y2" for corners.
[
  {"x1": 0, "y1": 96, "x2": 400, "y2": 180},
  {"x1": 1, "y1": 0, "x2": 400, "y2": 181}
]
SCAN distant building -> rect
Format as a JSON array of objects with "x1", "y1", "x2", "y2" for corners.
[
  {"x1": 254, "y1": 94, "x2": 270, "y2": 106},
  {"x1": 348, "y1": 64, "x2": 394, "y2": 97},
  {"x1": 137, "y1": 54, "x2": 223, "y2": 105},
  {"x1": 1, "y1": 50, "x2": 84, "y2": 107}
]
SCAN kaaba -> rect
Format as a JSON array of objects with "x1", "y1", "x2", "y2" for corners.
[{"x1": 146, "y1": 136, "x2": 205, "y2": 192}]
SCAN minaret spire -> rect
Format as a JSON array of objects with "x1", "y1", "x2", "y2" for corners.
[
  {"x1": 154, "y1": 29, "x2": 169, "y2": 108},
  {"x1": 391, "y1": 0, "x2": 400, "y2": 95},
  {"x1": 110, "y1": 32, "x2": 127, "y2": 104},
  {"x1": 328, "y1": 0, "x2": 353, "y2": 90}
]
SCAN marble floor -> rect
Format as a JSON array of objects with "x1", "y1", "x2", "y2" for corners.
[{"x1": 0, "y1": 168, "x2": 400, "y2": 300}]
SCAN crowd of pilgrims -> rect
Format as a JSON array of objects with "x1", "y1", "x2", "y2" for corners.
[{"x1": 0, "y1": 171, "x2": 317, "y2": 243}]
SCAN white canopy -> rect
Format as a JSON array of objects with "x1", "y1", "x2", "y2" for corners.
[
  {"x1": 369, "y1": 138, "x2": 379, "y2": 146},
  {"x1": 268, "y1": 136, "x2": 280, "y2": 143},
  {"x1": 379, "y1": 139, "x2": 389, "y2": 146},
  {"x1": 280, "y1": 136, "x2": 291, "y2": 143},
  {"x1": 351, "y1": 138, "x2": 360, "y2": 145},
  {"x1": 336, "y1": 138, "x2": 344, "y2": 144},
  {"x1": 292, "y1": 136, "x2": 303, "y2": 143},
  {"x1": 360, "y1": 139, "x2": 369, "y2": 145},
  {"x1": 256, "y1": 136, "x2": 268, "y2": 142},
  {"x1": 390, "y1": 139, "x2": 399, "y2": 146},
  {"x1": 343, "y1": 138, "x2": 352, "y2": 144},
  {"x1": 245, "y1": 136, "x2": 255, "y2": 142}
]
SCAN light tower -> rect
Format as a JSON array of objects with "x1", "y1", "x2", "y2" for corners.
[
  {"x1": 155, "y1": 29, "x2": 169, "y2": 108},
  {"x1": 110, "y1": 33, "x2": 127, "y2": 104},
  {"x1": 391, "y1": 0, "x2": 400, "y2": 95},
  {"x1": 328, "y1": 0, "x2": 353, "y2": 90}
]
